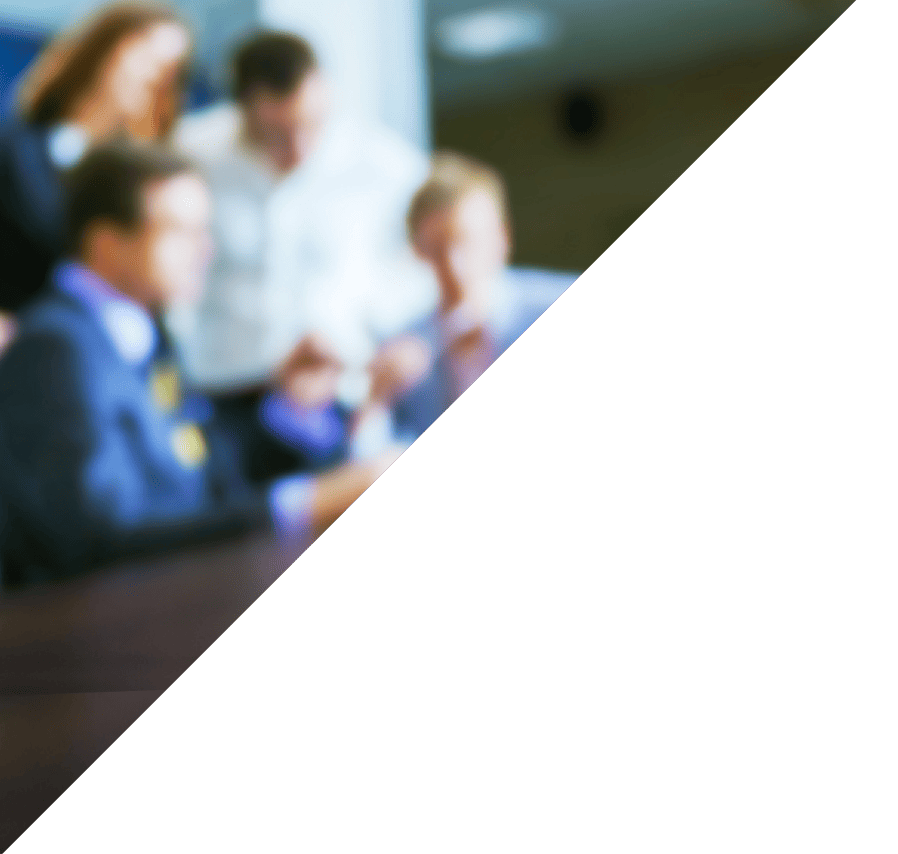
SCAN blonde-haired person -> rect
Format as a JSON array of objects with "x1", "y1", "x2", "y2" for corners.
[
  {"x1": 0, "y1": 2, "x2": 192, "y2": 312},
  {"x1": 396, "y1": 151, "x2": 580, "y2": 436}
]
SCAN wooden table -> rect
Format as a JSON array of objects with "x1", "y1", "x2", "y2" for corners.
[{"x1": 0, "y1": 534, "x2": 299, "y2": 851}]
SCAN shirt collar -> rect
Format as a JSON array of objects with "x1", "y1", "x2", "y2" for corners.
[
  {"x1": 55, "y1": 261, "x2": 158, "y2": 366},
  {"x1": 46, "y1": 124, "x2": 89, "y2": 169}
]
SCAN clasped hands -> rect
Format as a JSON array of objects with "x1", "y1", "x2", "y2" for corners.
[{"x1": 276, "y1": 330, "x2": 433, "y2": 411}]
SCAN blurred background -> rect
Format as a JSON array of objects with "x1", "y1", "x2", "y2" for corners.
[
  {"x1": 0, "y1": 4, "x2": 859, "y2": 848},
  {"x1": 0, "y1": 0, "x2": 853, "y2": 277}
]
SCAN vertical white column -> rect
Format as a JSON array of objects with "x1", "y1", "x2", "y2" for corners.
[{"x1": 376, "y1": 0, "x2": 431, "y2": 150}]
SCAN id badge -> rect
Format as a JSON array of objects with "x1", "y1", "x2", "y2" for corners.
[
  {"x1": 171, "y1": 422, "x2": 209, "y2": 469},
  {"x1": 151, "y1": 364, "x2": 182, "y2": 414}
]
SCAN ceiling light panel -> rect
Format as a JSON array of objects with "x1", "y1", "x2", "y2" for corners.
[{"x1": 435, "y1": 7, "x2": 560, "y2": 61}]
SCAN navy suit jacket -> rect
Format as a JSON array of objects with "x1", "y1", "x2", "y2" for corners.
[
  {"x1": 0, "y1": 289, "x2": 273, "y2": 586},
  {"x1": 0, "y1": 110, "x2": 63, "y2": 311}
]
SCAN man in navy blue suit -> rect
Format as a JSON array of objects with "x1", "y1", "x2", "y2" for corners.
[{"x1": 0, "y1": 144, "x2": 400, "y2": 586}]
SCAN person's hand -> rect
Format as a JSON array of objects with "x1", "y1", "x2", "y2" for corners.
[
  {"x1": 449, "y1": 327, "x2": 490, "y2": 366},
  {"x1": 368, "y1": 335, "x2": 433, "y2": 405},
  {"x1": 278, "y1": 333, "x2": 345, "y2": 408},
  {"x1": 447, "y1": 322, "x2": 497, "y2": 398},
  {"x1": 0, "y1": 312, "x2": 16, "y2": 355},
  {"x1": 308, "y1": 441, "x2": 409, "y2": 534},
  {"x1": 367, "y1": 440, "x2": 408, "y2": 477}
]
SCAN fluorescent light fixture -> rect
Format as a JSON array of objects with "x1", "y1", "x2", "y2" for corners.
[{"x1": 435, "y1": 7, "x2": 559, "y2": 61}]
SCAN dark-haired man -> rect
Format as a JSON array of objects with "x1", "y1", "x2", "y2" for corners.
[
  {"x1": 0, "y1": 145, "x2": 400, "y2": 586},
  {"x1": 171, "y1": 32, "x2": 434, "y2": 424}
]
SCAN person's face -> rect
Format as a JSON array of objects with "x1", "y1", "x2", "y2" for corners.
[
  {"x1": 102, "y1": 23, "x2": 191, "y2": 133},
  {"x1": 244, "y1": 72, "x2": 330, "y2": 173},
  {"x1": 118, "y1": 174, "x2": 215, "y2": 309},
  {"x1": 416, "y1": 188, "x2": 511, "y2": 305}
]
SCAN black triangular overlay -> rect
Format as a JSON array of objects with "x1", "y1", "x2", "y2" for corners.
[{"x1": 5, "y1": 7, "x2": 860, "y2": 854}]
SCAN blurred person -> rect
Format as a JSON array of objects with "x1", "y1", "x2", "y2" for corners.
[
  {"x1": 229, "y1": 323, "x2": 429, "y2": 488},
  {"x1": 170, "y1": 31, "x2": 436, "y2": 417},
  {"x1": 0, "y1": 145, "x2": 401, "y2": 587},
  {"x1": 396, "y1": 152, "x2": 579, "y2": 436},
  {"x1": 0, "y1": 2, "x2": 193, "y2": 313},
  {"x1": 0, "y1": 311, "x2": 15, "y2": 355}
]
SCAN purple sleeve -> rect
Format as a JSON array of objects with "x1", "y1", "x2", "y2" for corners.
[
  {"x1": 260, "y1": 393, "x2": 348, "y2": 464},
  {"x1": 268, "y1": 474, "x2": 316, "y2": 544}
]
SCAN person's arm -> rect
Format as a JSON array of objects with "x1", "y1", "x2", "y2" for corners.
[
  {"x1": 259, "y1": 392, "x2": 351, "y2": 470},
  {"x1": 260, "y1": 333, "x2": 352, "y2": 466},
  {"x1": 272, "y1": 444, "x2": 406, "y2": 542}
]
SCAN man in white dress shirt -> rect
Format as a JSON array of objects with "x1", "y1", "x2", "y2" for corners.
[{"x1": 169, "y1": 31, "x2": 435, "y2": 420}]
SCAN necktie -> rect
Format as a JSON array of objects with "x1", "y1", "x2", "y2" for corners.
[
  {"x1": 147, "y1": 319, "x2": 209, "y2": 469},
  {"x1": 146, "y1": 320, "x2": 181, "y2": 414}
]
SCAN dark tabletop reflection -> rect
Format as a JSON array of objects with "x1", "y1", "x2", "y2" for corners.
[
  {"x1": 1, "y1": 534, "x2": 298, "y2": 694},
  {"x1": 0, "y1": 534, "x2": 301, "y2": 851},
  {"x1": 0, "y1": 691, "x2": 162, "y2": 851}
]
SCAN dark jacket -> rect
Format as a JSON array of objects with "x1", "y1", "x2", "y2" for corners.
[
  {"x1": 0, "y1": 106, "x2": 67, "y2": 311},
  {"x1": 0, "y1": 287, "x2": 274, "y2": 586}
]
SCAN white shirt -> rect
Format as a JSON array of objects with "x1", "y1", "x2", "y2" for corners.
[{"x1": 168, "y1": 103, "x2": 437, "y2": 405}]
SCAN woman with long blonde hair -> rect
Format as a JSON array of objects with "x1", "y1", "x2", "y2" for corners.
[{"x1": 0, "y1": 2, "x2": 192, "y2": 312}]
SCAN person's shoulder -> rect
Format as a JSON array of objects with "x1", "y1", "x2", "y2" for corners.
[
  {"x1": 17, "y1": 289, "x2": 82, "y2": 329},
  {"x1": 0, "y1": 307, "x2": 84, "y2": 390},
  {"x1": 506, "y1": 266, "x2": 582, "y2": 294},
  {"x1": 174, "y1": 102, "x2": 242, "y2": 164},
  {"x1": 9, "y1": 292, "x2": 103, "y2": 364},
  {"x1": 175, "y1": 101, "x2": 241, "y2": 140}
]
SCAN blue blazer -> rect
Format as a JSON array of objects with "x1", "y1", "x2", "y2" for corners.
[{"x1": 0, "y1": 289, "x2": 273, "y2": 585}]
